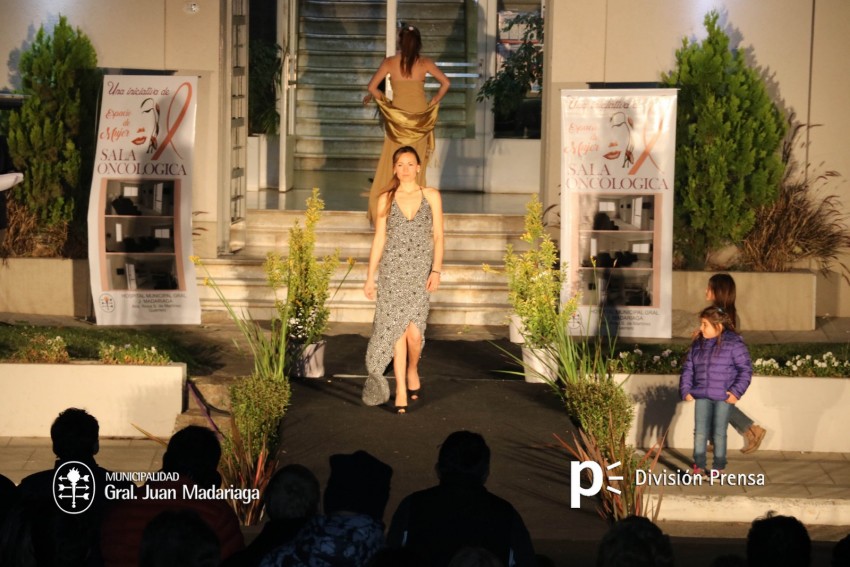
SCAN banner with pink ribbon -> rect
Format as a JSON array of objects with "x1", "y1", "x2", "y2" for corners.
[
  {"x1": 560, "y1": 89, "x2": 678, "y2": 339},
  {"x1": 87, "y1": 75, "x2": 200, "y2": 325}
]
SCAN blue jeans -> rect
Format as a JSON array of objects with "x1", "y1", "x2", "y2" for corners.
[
  {"x1": 694, "y1": 398, "x2": 732, "y2": 470},
  {"x1": 728, "y1": 404, "x2": 754, "y2": 436}
]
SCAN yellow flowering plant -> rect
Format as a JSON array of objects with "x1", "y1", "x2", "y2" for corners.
[
  {"x1": 488, "y1": 195, "x2": 565, "y2": 349},
  {"x1": 265, "y1": 188, "x2": 354, "y2": 346}
]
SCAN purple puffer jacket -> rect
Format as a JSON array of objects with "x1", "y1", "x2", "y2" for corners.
[{"x1": 679, "y1": 331, "x2": 752, "y2": 401}]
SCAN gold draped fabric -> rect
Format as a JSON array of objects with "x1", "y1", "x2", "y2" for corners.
[
  {"x1": 375, "y1": 98, "x2": 439, "y2": 152},
  {"x1": 367, "y1": 81, "x2": 440, "y2": 223}
]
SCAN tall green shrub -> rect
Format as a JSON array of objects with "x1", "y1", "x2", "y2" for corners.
[
  {"x1": 7, "y1": 16, "x2": 99, "y2": 251},
  {"x1": 661, "y1": 11, "x2": 786, "y2": 267}
]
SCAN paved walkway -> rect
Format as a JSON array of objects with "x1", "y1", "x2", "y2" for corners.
[{"x1": 2, "y1": 313, "x2": 849, "y2": 565}]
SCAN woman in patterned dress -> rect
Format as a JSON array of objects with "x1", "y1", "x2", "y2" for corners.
[{"x1": 362, "y1": 146, "x2": 444, "y2": 413}]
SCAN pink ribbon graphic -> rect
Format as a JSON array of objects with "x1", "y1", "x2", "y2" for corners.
[{"x1": 152, "y1": 82, "x2": 192, "y2": 161}]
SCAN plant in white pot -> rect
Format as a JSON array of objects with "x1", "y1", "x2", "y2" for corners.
[
  {"x1": 265, "y1": 189, "x2": 353, "y2": 378},
  {"x1": 498, "y1": 195, "x2": 566, "y2": 382}
]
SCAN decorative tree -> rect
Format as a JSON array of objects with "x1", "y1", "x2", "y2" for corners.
[
  {"x1": 6, "y1": 16, "x2": 99, "y2": 256},
  {"x1": 248, "y1": 39, "x2": 282, "y2": 135},
  {"x1": 477, "y1": 12, "x2": 543, "y2": 124},
  {"x1": 660, "y1": 11, "x2": 786, "y2": 267}
]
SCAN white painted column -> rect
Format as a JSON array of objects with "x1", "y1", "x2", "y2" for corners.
[{"x1": 386, "y1": 0, "x2": 397, "y2": 56}]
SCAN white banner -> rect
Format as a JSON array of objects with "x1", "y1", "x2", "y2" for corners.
[
  {"x1": 560, "y1": 89, "x2": 677, "y2": 338},
  {"x1": 87, "y1": 75, "x2": 200, "y2": 325}
]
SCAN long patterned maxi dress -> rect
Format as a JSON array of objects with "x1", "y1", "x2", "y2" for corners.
[{"x1": 362, "y1": 194, "x2": 434, "y2": 406}]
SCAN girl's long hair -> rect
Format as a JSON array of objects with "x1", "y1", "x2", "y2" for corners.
[
  {"x1": 383, "y1": 146, "x2": 421, "y2": 217},
  {"x1": 398, "y1": 25, "x2": 422, "y2": 78},
  {"x1": 693, "y1": 305, "x2": 736, "y2": 352},
  {"x1": 707, "y1": 273, "x2": 737, "y2": 331}
]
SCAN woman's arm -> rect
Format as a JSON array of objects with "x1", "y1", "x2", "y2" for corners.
[
  {"x1": 424, "y1": 58, "x2": 451, "y2": 107},
  {"x1": 366, "y1": 57, "x2": 393, "y2": 103},
  {"x1": 425, "y1": 188, "x2": 444, "y2": 292},
  {"x1": 364, "y1": 193, "x2": 389, "y2": 300}
]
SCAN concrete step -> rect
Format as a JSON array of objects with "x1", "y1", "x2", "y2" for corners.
[
  {"x1": 301, "y1": 1, "x2": 385, "y2": 20},
  {"x1": 198, "y1": 254, "x2": 511, "y2": 283},
  {"x1": 242, "y1": 228, "x2": 528, "y2": 255},
  {"x1": 295, "y1": 136, "x2": 383, "y2": 155},
  {"x1": 295, "y1": 85, "x2": 469, "y2": 106},
  {"x1": 301, "y1": 1, "x2": 464, "y2": 21},
  {"x1": 199, "y1": 296, "x2": 511, "y2": 326},
  {"x1": 297, "y1": 102, "x2": 468, "y2": 122},
  {"x1": 294, "y1": 155, "x2": 377, "y2": 173},
  {"x1": 298, "y1": 51, "x2": 385, "y2": 70},
  {"x1": 242, "y1": 209, "x2": 526, "y2": 233},
  {"x1": 173, "y1": 408, "x2": 232, "y2": 436},
  {"x1": 197, "y1": 276, "x2": 509, "y2": 308},
  {"x1": 299, "y1": 34, "x2": 466, "y2": 54},
  {"x1": 299, "y1": 17, "x2": 465, "y2": 39}
]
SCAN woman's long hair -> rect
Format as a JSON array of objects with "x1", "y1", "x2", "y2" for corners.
[
  {"x1": 398, "y1": 25, "x2": 422, "y2": 78},
  {"x1": 384, "y1": 146, "x2": 421, "y2": 217}
]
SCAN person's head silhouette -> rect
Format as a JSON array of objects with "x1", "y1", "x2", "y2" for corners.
[
  {"x1": 50, "y1": 408, "x2": 100, "y2": 461},
  {"x1": 436, "y1": 430, "x2": 490, "y2": 485},
  {"x1": 162, "y1": 426, "x2": 222, "y2": 487}
]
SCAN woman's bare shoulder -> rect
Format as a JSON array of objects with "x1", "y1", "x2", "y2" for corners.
[{"x1": 423, "y1": 187, "x2": 442, "y2": 204}]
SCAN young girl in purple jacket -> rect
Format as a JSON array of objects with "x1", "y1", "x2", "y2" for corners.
[{"x1": 680, "y1": 305, "x2": 753, "y2": 476}]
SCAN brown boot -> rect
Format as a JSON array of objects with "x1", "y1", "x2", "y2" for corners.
[{"x1": 741, "y1": 425, "x2": 767, "y2": 454}]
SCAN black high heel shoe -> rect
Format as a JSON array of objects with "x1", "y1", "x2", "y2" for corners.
[
  {"x1": 408, "y1": 388, "x2": 421, "y2": 402},
  {"x1": 395, "y1": 404, "x2": 408, "y2": 415}
]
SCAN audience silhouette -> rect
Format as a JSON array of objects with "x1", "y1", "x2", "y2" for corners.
[
  {"x1": 832, "y1": 533, "x2": 850, "y2": 567},
  {"x1": 222, "y1": 464, "x2": 320, "y2": 567},
  {"x1": 386, "y1": 430, "x2": 536, "y2": 567},
  {"x1": 11, "y1": 407, "x2": 131, "y2": 566},
  {"x1": 100, "y1": 425, "x2": 244, "y2": 566},
  {"x1": 139, "y1": 508, "x2": 221, "y2": 567},
  {"x1": 746, "y1": 512, "x2": 811, "y2": 567},
  {"x1": 596, "y1": 515, "x2": 674, "y2": 567},
  {"x1": 259, "y1": 450, "x2": 392, "y2": 567}
]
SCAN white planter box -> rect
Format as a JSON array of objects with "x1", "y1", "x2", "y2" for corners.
[
  {"x1": 614, "y1": 373, "x2": 850, "y2": 453},
  {"x1": 0, "y1": 362, "x2": 186, "y2": 437},
  {"x1": 672, "y1": 270, "x2": 816, "y2": 331},
  {"x1": 0, "y1": 258, "x2": 91, "y2": 318}
]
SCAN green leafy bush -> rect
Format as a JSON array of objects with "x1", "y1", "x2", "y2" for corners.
[
  {"x1": 563, "y1": 376, "x2": 634, "y2": 455},
  {"x1": 660, "y1": 11, "x2": 786, "y2": 267},
  {"x1": 6, "y1": 16, "x2": 100, "y2": 256},
  {"x1": 229, "y1": 373, "x2": 291, "y2": 463}
]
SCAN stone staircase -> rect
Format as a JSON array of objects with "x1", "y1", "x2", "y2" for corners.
[
  {"x1": 294, "y1": 0, "x2": 473, "y2": 189},
  {"x1": 199, "y1": 209, "x2": 526, "y2": 326}
]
